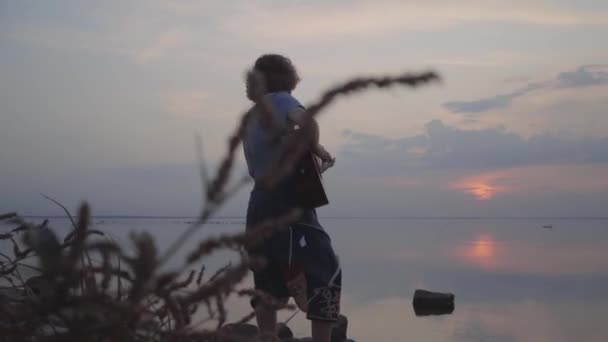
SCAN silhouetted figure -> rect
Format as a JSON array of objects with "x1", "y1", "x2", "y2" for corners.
[{"x1": 242, "y1": 54, "x2": 341, "y2": 342}]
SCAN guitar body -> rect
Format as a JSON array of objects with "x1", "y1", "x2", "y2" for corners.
[{"x1": 291, "y1": 151, "x2": 329, "y2": 209}]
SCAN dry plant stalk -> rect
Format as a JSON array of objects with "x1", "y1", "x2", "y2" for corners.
[{"x1": 0, "y1": 69, "x2": 439, "y2": 341}]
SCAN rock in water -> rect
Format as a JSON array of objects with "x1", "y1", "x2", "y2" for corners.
[{"x1": 412, "y1": 289, "x2": 455, "y2": 316}]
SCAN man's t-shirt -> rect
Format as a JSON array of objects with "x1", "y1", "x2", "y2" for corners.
[
  {"x1": 243, "y1": 91, "x2": 303, "y2": 180},
  {"x1": 243, "y1": 91, "x2": 324, "y2": 232}
]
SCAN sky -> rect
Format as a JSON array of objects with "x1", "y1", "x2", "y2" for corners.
[{"x1": 2, "y1": 0, "x2": 608, "y2": 217}]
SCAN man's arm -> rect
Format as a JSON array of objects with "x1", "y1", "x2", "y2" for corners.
[{"x1": 287, "y1": 107, "x2": 334, "y2": 162}]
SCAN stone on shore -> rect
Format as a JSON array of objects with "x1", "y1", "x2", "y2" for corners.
[
  {"x1": 220, "y1": 314, "x2": 355, "y2": 341},
  {"x1": 277, "y1": 323, "x2": 294, "y2": 339},
  {"x1": 220, "y1": 323, "x2": 258, "y2": 341}
]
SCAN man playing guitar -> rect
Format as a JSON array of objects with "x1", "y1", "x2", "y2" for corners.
[{"x1": 242, "y1": 54, "x2": 341, "y2": 342}]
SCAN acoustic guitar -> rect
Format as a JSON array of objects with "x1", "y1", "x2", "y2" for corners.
[{"x1": 291, "y1": 150, "x2": 329, "y2": 209}]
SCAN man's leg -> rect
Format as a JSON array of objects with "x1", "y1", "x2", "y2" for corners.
[
  {"x1": 250, "y1": 257, "x2": 289, "y2": 338},
  {"x1": 255, "y1": 304, "x2": 277, "y2": 334},
  {"x1": 311, "y1": 319, "x2": 332, "y2": 342},
  {"x1": 286, "y1": 226, "x2": 342, "y2": 342}
]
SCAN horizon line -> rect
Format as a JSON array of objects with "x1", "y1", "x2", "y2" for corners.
[{"x1": 16, "y1": 215, "x2": 608, "y2": 220}]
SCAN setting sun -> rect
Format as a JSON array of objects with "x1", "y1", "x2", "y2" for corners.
[
  {"x1": 451, "y1": 175, "x2": 507, "y2": 200},
  {"x1": 465, "y1": 183, "x2": 499, "y2": 200}
]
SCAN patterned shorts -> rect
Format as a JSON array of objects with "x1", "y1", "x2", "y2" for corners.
[{"x1": 247, "y1": 223, "x2": 342, "y2": 321}]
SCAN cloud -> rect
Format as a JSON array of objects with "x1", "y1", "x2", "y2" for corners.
[
  {"x1": 334, "y1": 120, "x2": 608, "y2": 207},
  {"x1": 444, "y1": 65, "x2": 608, "y2": 114},
  {"x1": 557, "y1": 64, "x2": 608, "y2": 87},
  {"x1": 222, "y1": 1, "x2": 608, "y2": 41},
  {"x1": 424, "y1": 51, "x2": 544, "y2": 68},
  {"x1": 165, "y1": 89, "x2": 210, "y2": 117},
  {"x1": 443, "y1": 83, "x2": 544, "y2": 113},
  {"x1": 0, "y1": 1, "x2": 246, "y2": 69},
  {"x1": 6, "y1": 1, "x2": 608, "y2": 48},
  {"x1": 340, "y1": 119, "x2": 608, "y2": 172},
  {"x1": 132, "y1": 28, "x2": 196, "y2": 64}
]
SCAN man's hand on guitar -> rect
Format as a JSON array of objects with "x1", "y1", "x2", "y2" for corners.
[
  {"x1": 314, "y1": 144, "x2": 335, "y2": 173},
  {"x1": 313, "y1": 144, "x2": 332, "y2": 161}
]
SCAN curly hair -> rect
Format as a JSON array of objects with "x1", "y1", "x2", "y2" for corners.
[{"x1": 249, "y1": 54, "x2": 300, "y2": 97}]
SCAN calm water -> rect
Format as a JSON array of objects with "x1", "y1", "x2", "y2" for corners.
[{"x1": 3, "y1": 217, "x2": 608, "y2": 341}]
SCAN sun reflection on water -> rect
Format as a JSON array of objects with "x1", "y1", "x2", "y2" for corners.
[{"x1": 462, "y1": 233, "x2": 499, "y2": 269}]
